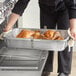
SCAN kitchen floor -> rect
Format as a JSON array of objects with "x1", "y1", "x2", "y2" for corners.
[{"x1": 49, "y1": 52, "x2": 76, "y2": 76}]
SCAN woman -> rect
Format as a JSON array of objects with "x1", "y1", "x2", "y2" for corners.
[{"x1": 4, "y1": 0, "x2": 76, "y2": 76}]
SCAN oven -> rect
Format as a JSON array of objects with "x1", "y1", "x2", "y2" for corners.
[{"x1": 0, "y1": 47, "x2": 48, "y2": 76}]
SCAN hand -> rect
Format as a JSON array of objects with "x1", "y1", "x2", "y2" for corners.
[
  {"x1": 70, "y1": 27, "x2": 76, "y2": 40},
  {"x1": 3, "y1": 25, "x2": 12, "y2": 32},
  {"x1": 70, "y1": 19, "x2": 76, "y2": 40}
]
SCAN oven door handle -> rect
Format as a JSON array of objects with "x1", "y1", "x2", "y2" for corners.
[{"x1": 0, "y1": 66, "x2": 39, "y2": 71}]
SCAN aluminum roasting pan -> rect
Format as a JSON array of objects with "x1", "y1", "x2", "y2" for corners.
[
  {"x1": 4, "y1": 28, "x2": 32, "y2": 49},
  {"x1": 4, "y1": 28, "x2": 69, "y2": 51}
]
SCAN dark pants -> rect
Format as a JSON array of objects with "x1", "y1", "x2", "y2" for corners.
[{"x1": 39, "y1": 4, "x2": 72, "y2": 74}]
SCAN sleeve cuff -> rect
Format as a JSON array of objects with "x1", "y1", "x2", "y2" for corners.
[
  {"x1": 12, "y1": 0, "x2": 29, "y2": 16},
  {"x1": 69, "y1": 9, "x2": 76, "y2": 19}
]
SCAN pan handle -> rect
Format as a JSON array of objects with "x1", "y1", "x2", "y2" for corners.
[
  {"x1": 68, "y1": 28, "x2": 74, "y2": 52},
  {"x1": 0, "y1": 30, "x2": 12, "y2": 40},
  {"x1": 44, "y1": 25, "x2": 47, "y2": 29}
]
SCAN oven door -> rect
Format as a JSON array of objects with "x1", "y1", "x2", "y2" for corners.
[{"x1": 0, "y1": 47, "x2": 48, "y2": 71}]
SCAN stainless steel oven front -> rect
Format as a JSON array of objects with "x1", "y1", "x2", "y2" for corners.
[{"x1": 0, "y1": 47, "x2": 48, "y2": 76}]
